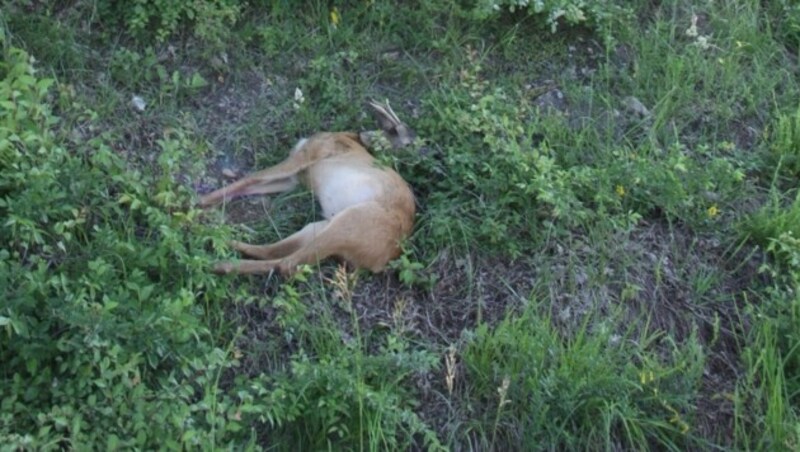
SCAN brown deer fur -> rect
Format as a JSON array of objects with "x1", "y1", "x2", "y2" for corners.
[{"x1": 199, "y1": 101, "x2": 416, "y2": 276}]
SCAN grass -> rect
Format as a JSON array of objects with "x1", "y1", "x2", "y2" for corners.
[{"x1": 2, "y1": 0, "x2": 800, "y2": 449}]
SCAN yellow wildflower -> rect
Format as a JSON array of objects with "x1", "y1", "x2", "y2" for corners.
[
  {"x1": 330, "y1": 7, "x2": 341, "y2": 27},
  {"x1": 639, "y1": 370, "x2": 655, "y2": 385},
  {"x1": 615, "y1": 184, "x2": 626, "y2": 197},
  {"x1": 664, "y1": 401, "x2": 691, "y2": 434},
  {"x1": 707, "y1": 204, "x2": 719, "y2": 218}
]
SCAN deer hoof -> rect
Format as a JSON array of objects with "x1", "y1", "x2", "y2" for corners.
[
  {"x1": 213, "y1": 262, "x2": 234, "y2": 274},
  {"x1": 278, "y1": 261, "x2": 299, "y2": 276}
]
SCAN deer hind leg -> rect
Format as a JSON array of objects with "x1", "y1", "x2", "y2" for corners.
[
  {"x1": 213, "y1": 203, "x2": 402, "y2": 276},
  {"x1": 213, "y1": 220, "x2": 328, "y2": 275},
  {"x1": 271, "y1": 203, "x2": 403, "y2": 275},
  {"x1": 229, "y1": 220, "x2": 329, "y2": 260},
  {"x1": 213, "y1": 220, "x2": 334, "y2": 276}
]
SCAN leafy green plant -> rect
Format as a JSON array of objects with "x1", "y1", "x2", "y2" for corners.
[
  {"x1": 737, "y1": 116, "x2": 800, "y2": 449},
  {"x1": 389, "y1": 249, "x2": 438, "y2": 289},
  {"x1": 737, "y1": 292, "x2": 800, "y2": 450},
  {"x1": 470, "y1": 0, "x2": 631, "y2": 41},
  {"x1": 770, "y1": 104, "x2": 800, "y2": 180},
  {"x1": 231, "y1": 266, "x2": 443, "y2": 450},
  {"x1": 0, "y1": 34, "x2": 248, "y2": 448},
  {"x1": 410, "y1": 52, "x2": 592, "y2": 257},
  {"x1": 5, "y1": 0, "x2": 241, "y2": 48},
  {"x1": 297, "y1": 51, "x2": 362, "y2": 125},
  {"x1": 109, "y1": 46, "x2": 209, "y2": 98},
  {"x1": 744, "y1": 191, "x2": 800, "y2": 273},
  {"x1": 107, "y1": 0, "x2": 241, "y2": 47},
  {"x1": 765, "y1": 0, "x2": 800, "y2": 52},
  {"x1": 605, "y1": 142, "x2": 746, "y2": 229}
]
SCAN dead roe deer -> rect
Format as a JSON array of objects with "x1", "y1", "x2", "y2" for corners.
[{"x1": 199, "y1": 101, "x2": 416, "y2": 276}]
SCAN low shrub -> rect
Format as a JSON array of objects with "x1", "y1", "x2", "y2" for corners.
[
  {"x1": 0, "y1": 31, "x2": 246, "y2": 448},
  {"x1": 470, "y1": 0, "x2": 631, "y2": 40}
]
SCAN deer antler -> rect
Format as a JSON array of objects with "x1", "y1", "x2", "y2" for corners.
[
  {"x1": 365, "y1": 99, "x2": 416, "y2": 149},
  {"x1": 367, "y1": 99, "x2": 403, "y2": 130}
]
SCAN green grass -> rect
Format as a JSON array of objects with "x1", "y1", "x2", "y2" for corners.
[{"x1": 3, "y1": 0, "x2": 800, "y2": 449}]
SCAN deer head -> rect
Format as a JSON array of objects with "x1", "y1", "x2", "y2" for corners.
[{"x1": 360, "y1": 99, "x2": 417, "y2": 150}]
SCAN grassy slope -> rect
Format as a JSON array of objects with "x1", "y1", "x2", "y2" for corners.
[{"x1": 3, "y1": 0, "x2": 800, "y2": 449}]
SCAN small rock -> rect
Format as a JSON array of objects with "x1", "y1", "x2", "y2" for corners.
[
  {"x1": 613, "y1": 43, "x2": 634, "y2": 69},
  {"x1": 293, "y1": 87, "x2": 305, "y2": 110},
  {"x1": 622, "y1": 96, "x2": 650, "y2": 117},
  {"x1": 210, "y1": 52, "x2": 229, "y2": 71},
  {"x1": 222, "y1": 168, "x2": 238, "y2": 179},
  {"x1": 70, "y1": 127, "x2": 85, "y2": 143},
  {"x1": 131, "y1": 95, "x2": 146, "y2": 113},
  {"x1": 562, "y1": 65, "x2": 578, "y2": 80},
  {"x1": 533, "y1": 88, "x2": 568, "y2": 114},
  {"x1": 381, "y1": 50, "x2": 401, "y2": 61}
]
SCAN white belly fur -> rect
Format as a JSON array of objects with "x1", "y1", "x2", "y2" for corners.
[{"x1": 311, "y1": 163, "x2": 384, "y2": 219}]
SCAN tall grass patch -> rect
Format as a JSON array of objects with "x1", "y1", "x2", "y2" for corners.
[{"x1": 458, "y1": 305, "x2": 705, "y2": 449}]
